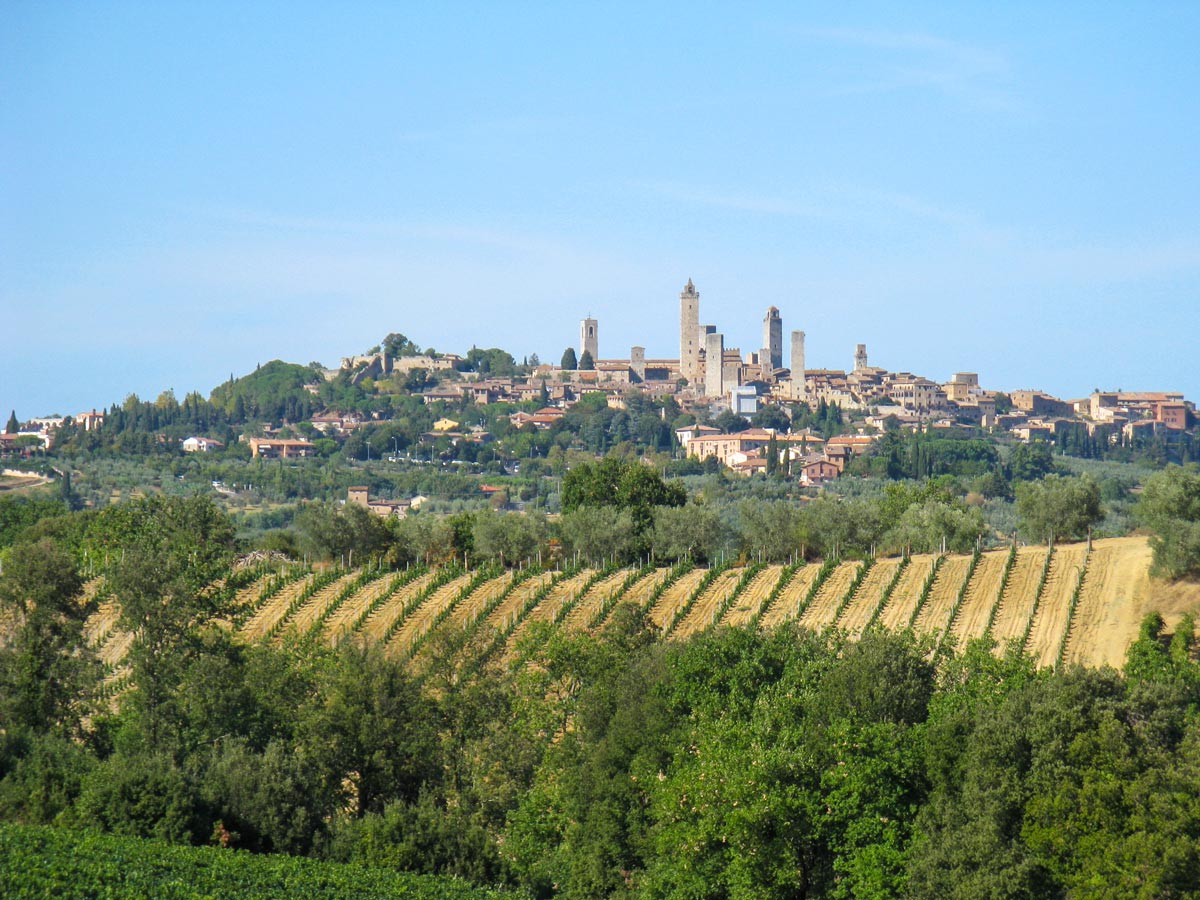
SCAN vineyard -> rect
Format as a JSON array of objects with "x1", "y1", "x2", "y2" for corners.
[
  {"x1": 0, "y1": 823, "x2": 526, "y2": 900},
  {"x1": 81, "y1": 536, "x2": 1200, "y2": 672}
]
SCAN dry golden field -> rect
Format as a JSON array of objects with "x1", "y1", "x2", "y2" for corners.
[{"x1": 72, "y1": 536, "x2": 1200, "y2": 673}]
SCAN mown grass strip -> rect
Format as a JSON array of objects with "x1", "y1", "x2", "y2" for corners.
[
  {"x1": 938, "y1": 547, "x2": 983, "y2": 651},
  {"x1": 307, "y1": 565, "x2": 392, "y2": 639},
  {"x1": 263, "y1": 568, "x2": 343, "y2": 641},
  {"x1": 553, "y1": 564, "x2": 621, "y2": 628},
  {"x1": 1020, "y1": 547, "x2": 1057, "y2": 653},
  {"x1": 474, "y1": 565, "x2": 584, "y2": 672},
  {"x1": 664, "y1": 562, "x2": 729, "y2": 638},
  {"x1": 982, "y1": 545, "x2": 1019, "y2": 642},
  {"x1": 403, "y1": 564, "x2": 503, "y2": 661},
  {"x1": 342, "y1": 565, "x2": 430, "y2": 642},
  {"x1": 381, "y1": 566, "x2": 466, "y2": 647},
  {"x1": 794, "y1": 557, "x2": 839, "y2": 625},
  {"x1": 749, "y1": 563, "x2": 800, "y2": 630},
  {"x1": 906, "y1": 555, "x2": 945, "y2": 629},
  {"x1": 1054, "y1": 549, "x2": 1091, "y2": 669},
  {"x1": 589, "y1": 564, "x2": 655, "y2": 630},
  {"x1": 707, "y1": 562, "x2": 765, "y2": 631},
  {"x1": 234, "y1": 565, "x2": 309, "y2": 628},
  {"x1": 637, "y1": 560, "x2": 694, "y2": 619},
  {"x1": 831, "y1": 558, "x2": 874, "y2": 630},
  {"x1": 864, "y1": 556, "x2": 909, "y2": 632}
]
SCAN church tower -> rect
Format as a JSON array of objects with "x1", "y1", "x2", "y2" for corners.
[
  {"x1": 580, "y1": 317, "x2": 598, "y2": 362},
  {"x1": 679, "y1": 279, "x2": 701, "y2": 385},
  {"x1": 854, "y1": 343, "x2": 869, "y2": 372}
]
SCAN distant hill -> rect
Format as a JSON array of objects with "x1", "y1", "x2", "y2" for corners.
[{"x1": 209, "y1": 360, "x2": 322, "y2": 422}]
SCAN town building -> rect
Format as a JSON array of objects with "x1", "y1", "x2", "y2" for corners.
[{"x1": 248, "y1": 438, "x2": 315, "y2": 459}]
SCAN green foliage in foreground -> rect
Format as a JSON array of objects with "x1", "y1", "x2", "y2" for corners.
[{"x1": 0, "y1": 823, "x2": 528, "y2": 900}]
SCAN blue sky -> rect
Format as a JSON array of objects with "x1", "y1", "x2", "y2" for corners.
[{"x1": 3, "y1": 3, "x2": 1199, "y2": 417}]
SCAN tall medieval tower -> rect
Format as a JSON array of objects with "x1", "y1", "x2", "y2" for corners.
[
  {"x1": 580, "y1": 317, "x2": 598, "y2": 362},
  {"x1": 763, "y1": 306, "x2": 783, "y2": 370},
  {"x1": 791, "y1": 330, "x2": 806, "y2": 398},
  {"x1": 679, "y1": 279, "x2": 701, "y2": 385}
]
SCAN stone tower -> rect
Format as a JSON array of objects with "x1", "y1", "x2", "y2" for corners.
[
  {"x1": 705, "y1": 332, "x2": 724, "y2": 398},
  {"x1": 791, "y1": 330, "x2": 806, "y2": 397},
  {"x1": 630, "y1": 346, "x2": 646, "y2": 382},
  {"x1": 855, "y1": 343, "x2": 868, "y2": 372},
  {"x1": 679, "y1": 279, "x2": 701, "y2": 385},
  {"x1": 580, "y1": 317, "x2": 598, "y2": 362},
  {"x1": 763, "y1": 306, "x2": 783, "y2": 370}
]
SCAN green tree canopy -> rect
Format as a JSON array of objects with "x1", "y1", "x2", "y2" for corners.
[
  {"x1": 1015, "y1": 474, "x2": 1103, "y2": 545},
  {"x1": 1137, "y1": 464, "x2": 1200, "y2": 578}
]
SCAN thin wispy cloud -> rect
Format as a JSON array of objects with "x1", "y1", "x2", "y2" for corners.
[
  {"x1": 632, "y1": 181, "x2": 830, "y2": 218},
  {"x1": 789, "y1": 25, "x2": 1020, "y2": 112},
  {"x1": 195, "y1": 206, "x2": 576, "y2": 257},
  {"x1": 636, "y1": 178, "x2": 1006, "y2": 242}
]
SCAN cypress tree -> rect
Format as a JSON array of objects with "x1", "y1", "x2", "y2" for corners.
[{"x1": 4, "y1": 410, "x2": 17, "y2": 434}]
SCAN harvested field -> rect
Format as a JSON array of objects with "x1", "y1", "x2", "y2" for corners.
[
  {"x1": 877, "y1": 555, "x2": 938, "y2": 631},
  {"x1": 590, "y1": 568, "x2": 669, "y2": 630},
  {"x1": 445, "y1": 571, "x2": 515, "y2": 632},
  {"x1": 14, "y1": 537, "x2": 1199, "y2": 685},
  {"x1": 721, "y1": 565, "x2": 785, "y2": 628},
  {"x1": 240, "y1": 573, "x2": 316, "y2": 642},
  {"x1": 947, "y1": 550, "x2": 1009, "y2": 650},
  {"x1": 989, "y1": 548, "x2": 1050, "y2": 648},
  {"x1": 913, "y1": 556, "x2": 975, "y2": 640},
  {"x1": 360, "y1": 572, "x2": 438, "y2": 644},
  {"x1": 799, "y1": 561, "x2": 863, "y2": 631},
  {"x1": 1025, "y1": 543, "x2": 1090, "y2": 667},
  {"x1": 284, "y1": 572, "x2": 361, "y2": 639},
  {"x1": 675, "y1": 569, "x2": 744, "y2": 635},
  {"x1": 387, "y1": 572, "x2": 476, "y2": 657},
  {"x1": 562, "y1": 570, "x2": 633, "y2": 631},
  {"x1": 480, "y1": 572, "x2": 554, "y2": 634},
  {"x1": 517, "y1": 570, "x2": 595, "y2": 629},
  {"x1": 98, "y1": 628, "x2": 136, "y2": 668},
  {"x1": 647, "y1": 569, "x2": 707, "y2": 630},
  {"x1": 837, "y1": 558, "x2": 903, "y2": 636},
  {"x1": 759, "y1": 563, "x2": 822, "y2": 628},
  {"x1": 231, "y1": 574, "x2": 275, "y2": 609},
  {"x1": 84, "y1": 599, "x2": 121, "y2": 648},
  {"x1": 322, "y1": 571, "x2": 418, "y2": 644}
]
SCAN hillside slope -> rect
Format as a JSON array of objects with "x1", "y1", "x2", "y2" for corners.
[{"x1": 76, "y1": 536, "x2": 1200, "y2": 673}]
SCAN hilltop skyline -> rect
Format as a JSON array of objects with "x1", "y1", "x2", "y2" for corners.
[{"x1": 4, "y1": 3, "x2": 1200, "y2": 416}]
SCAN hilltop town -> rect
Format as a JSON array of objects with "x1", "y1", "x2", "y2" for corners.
[{"x1": 7, "y1": 279, "x2": 1193, "y2": 501}]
